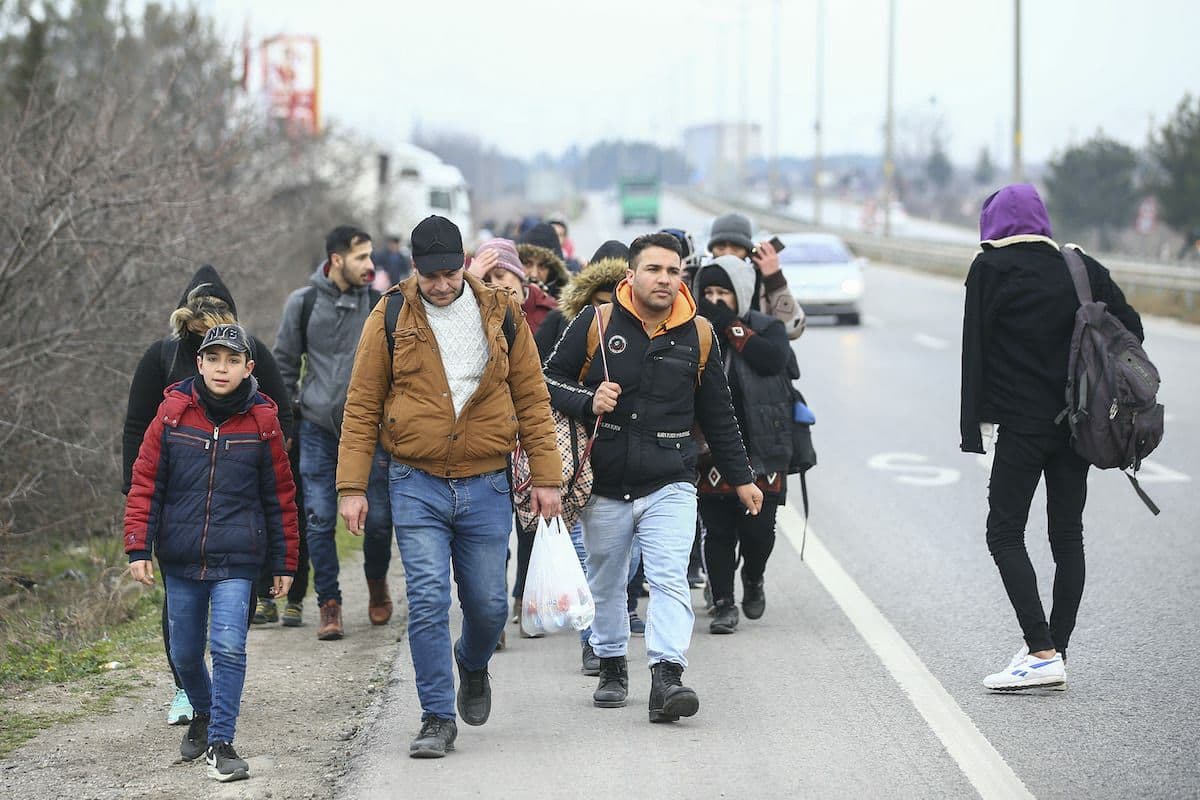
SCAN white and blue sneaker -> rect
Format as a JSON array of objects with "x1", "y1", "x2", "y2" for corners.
[
  {"x1": 168, "y1": 687, "x2": 194, "y2": 725},
  {"x1": 983, "y1": 645, "x2": 1066, "y2": 691}
]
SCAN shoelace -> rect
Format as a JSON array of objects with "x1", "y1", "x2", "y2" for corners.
[
  {"x1": 658, "y1": 662, "x2": 684, "y2": 687},
  {"x1": 211, "y1": 741, "x2": 240, "y2": 762},
  {"x1": 419, "y1": 718, "x2": 450, "y2": 739}
]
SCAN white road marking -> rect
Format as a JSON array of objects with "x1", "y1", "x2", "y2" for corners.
[
  {"x1": 1133, "y1": 459, "x2": 1192, "y2": 483},
  {"x1": 867, "y1": 452, "x2": 961, "y2": 486},
  {"x1": 913, "y1": 332, "x2": 950, "y2": 350},
  {"x1": 777, "y1": 504, "x2": 1034, "y2": 800}
]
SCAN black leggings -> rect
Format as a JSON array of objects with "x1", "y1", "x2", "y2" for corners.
[
  {"x1": 986, "y1": 428, "x2": 1088, "y2": 655},
  {"x1": 699, "y1": 494, "x2": 781, "y2": 603}
]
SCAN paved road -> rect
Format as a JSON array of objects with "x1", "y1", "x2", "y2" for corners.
[{"x1": 341, "y1": 192, "x2": 1200, "y2": 799}]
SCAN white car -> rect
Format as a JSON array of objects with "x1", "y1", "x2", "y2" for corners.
[{"x1": 776, "y1": 232, "x2": 865, "y2": 325}]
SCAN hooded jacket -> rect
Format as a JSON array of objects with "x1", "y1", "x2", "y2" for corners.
[
  {"x1": 121, "y1": 266, "x2": 294, "y2": 494},
  {"x1": 534, "y1": 257, "x2": 629, "y2": 360},
  {"x1": 273, "y1": 262, "x2": 381, "y2": 435},
  {"x1": 960, "y1": 184, "x2": 1143, "y2": 452},
  {"x1": 517, "y1": 243, "x2": 572, "y2": 299},
  {"x1": 124, "y1": 377, "x2": 300, "y2": 581},
  {"x1": 543, "y1": 279, "x2": 754, "y2": 500},
  {"x1": 336, "y1": 273, "x2": 561, "y2": 495},
  {"x1": 694, "y1": 258, "x2": 794, "y2": 483},
  {"x1": 521, "y1": 282, "x2": 557, "y2": 335}
]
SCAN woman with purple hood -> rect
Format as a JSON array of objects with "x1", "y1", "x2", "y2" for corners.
[{"x1": 960, "y1": 184, "x2": 1143, "y2": 692}]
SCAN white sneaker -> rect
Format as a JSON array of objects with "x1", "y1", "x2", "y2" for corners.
[{"x1": 983, "y1": 646, "x2": 1066, "y2": 691}]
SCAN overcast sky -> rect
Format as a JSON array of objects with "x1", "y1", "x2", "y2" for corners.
[{"x1": 203, "y1": 0, "x2": 1198, "y2": 168}]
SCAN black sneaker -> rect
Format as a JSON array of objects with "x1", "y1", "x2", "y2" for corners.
[
  {"x1": 581, "y1": 642, "x2": 601, "y2": 676},
  {"x1": 742, "y1": 577, "x2": 766, "y2": 620},
  {"x1": 648, "y1": 661, "x2": 699, "y2": 723},
  {"x1": 179, "y1": 712, "x2": 209, "y2": 761},
  {"x1": 687, "y1": 566, "x2": 706, "y2": 590},
  {"x1": 709, "y1": 599, "x2": 739, "y2": 634},
  {"x1": 205, "y1": 741, "x2": 248, "y2": 782},
  {"x1": 593, "y1": 656, "x2": 629, "y2": 708},
  {"x1": 455, "y1": 647, "x2": 492, "y2": 727},
  {"x1": 409, "y1": 716, "x2": 457, "y2": 758}
]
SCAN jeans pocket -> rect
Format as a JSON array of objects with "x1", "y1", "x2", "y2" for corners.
[
  {"x1": 390, "y1": 461, "x2": 414, "y2": 481},
  {"x1": 485, "y1": 470, "x2": 510, "y2": 494}
]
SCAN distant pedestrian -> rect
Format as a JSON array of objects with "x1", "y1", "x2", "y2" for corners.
[
  {"x1": 337, "y1": 215, "x2": 561, "y2": 758},
  {"x1": 707, "y1": 212, "x2": 806, "y2": 339},
  {"x1": 274, "y1": 226, "x2": 395, "y2": 640},
  {"x1": 693, "y1": 256, "x2": 795, "y2": 634},
  {"x1": 125, "y1": 323, "x2": 299, "y2": 783},
  {"x1": 960, "y1": 184, "x2": 1144, "y2": 691},
  {"x1": 468, "y1": 237, "x2": 557, "y2": 334},
  {"x1": 373, "y1": 234, "x2": 413, "y2": 290},
  {"x1": 544, "y1": 232, "x2": 761, "y2": 723},
  {"x1": 519, "y1": 222, "x2": 572, "y2": 298},
  {"x1": 121, "y1": 265, "x2": 297, "y2": 727}
]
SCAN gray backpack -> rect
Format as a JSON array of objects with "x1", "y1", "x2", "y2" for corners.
[{"x1": 1058, "y1": 245, "x2": 1164, "y2": 513}]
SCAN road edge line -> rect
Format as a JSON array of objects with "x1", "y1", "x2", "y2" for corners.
[{"x1": 776, "y1": 504, "x2": 1034, "y2": 800}]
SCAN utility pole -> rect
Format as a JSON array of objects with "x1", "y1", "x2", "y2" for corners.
[
  {"x1": 883, "y1": 0, "x2": 896, "y2": 237},
  {"x1": 1012, "y1": 0, "x2": 1023, "y2": 182},
  {"x1": 738, "y1": 0, "x2": 750, "y2": 195},
  {"x1": 769, "y1": 0, "x2": 781, "y2": 206},
  {"x1": 814, "y1": 0, "x2": 825, "y2": 226}
]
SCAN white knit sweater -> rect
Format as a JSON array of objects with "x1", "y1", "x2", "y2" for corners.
[{"x1": 422, "y1": 285, "x2": 489, "y2": 418}]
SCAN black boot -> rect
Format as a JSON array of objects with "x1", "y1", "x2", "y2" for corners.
[
  {"x1": 648, "y1": 661, "x2": 699, "y2": 723},
  {"x1": 593, "y1": 656, "x2": 628, "y2": 708},
  {"x1": 709, "y1": 599, "x2": 739, "y2": 634},
  {"x1": 581, "y1": 642, "x2": 601, "y2": 676},
  {"x1": 742, "y1": 576, "x2": 766, "y2": 620}
]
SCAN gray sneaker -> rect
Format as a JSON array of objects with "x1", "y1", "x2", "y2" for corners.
[
  {"x1": 409, "y1": 717, "x2": 457, "y2": 758},
  {"x1": 205, "y1": 741, "x2": 248, "y2": 782},
  {"x1": 179, "y1": 713, "x2": 209, "y2": 761}
]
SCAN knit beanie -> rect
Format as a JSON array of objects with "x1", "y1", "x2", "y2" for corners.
[
  {"x1": 469, "y1": 238, "x2": 525, "y2": 282},
  {"x1": 707, "y1": 212, "x2": 754, "y2": 253},
  {"x1": 519, "y1": 222, "x2": 564, "y2": 260},
  {"x1": 694, "y1": 263, "x2": 735, "y2": 297},
  {"x1": 589, "y1": 239, "x2": 630, "y2": 264}
]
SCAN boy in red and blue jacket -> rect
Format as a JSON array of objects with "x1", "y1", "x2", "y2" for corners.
[{"x1": 125, "y1": 323, "x2": 299, "y2": 783}]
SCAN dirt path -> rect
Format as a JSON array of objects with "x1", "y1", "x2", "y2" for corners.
[{"x1": 0, "y1": 553, "x2": 403, "y2": 800}]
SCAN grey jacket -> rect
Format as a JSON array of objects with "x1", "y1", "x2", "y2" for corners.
[{"x1": 274, "y1": 263, "x2": 380, "y2": 435}]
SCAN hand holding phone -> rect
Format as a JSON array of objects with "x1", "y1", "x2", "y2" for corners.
[{"x1": 752, "y1": 236, "x2": 786, "y2": 276}]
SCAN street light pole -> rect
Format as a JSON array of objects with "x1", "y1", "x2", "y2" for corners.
[
  {"x1": 814, "y1": 0, "x2": 825, "y2": 226},
  {"x1": 883, "y1": 0, "x2": 896, "y2": 237},
  {"x1": 1012, "y1": 0, "x2": 1024, "y2": 182},
  {"x1": 769, "y1": 0, "x2": 781, "y2": 207}
]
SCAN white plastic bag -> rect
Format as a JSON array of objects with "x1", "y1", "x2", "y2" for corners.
[{"x1": 521, "y1": 516, "x2": 595, "y2": 636}]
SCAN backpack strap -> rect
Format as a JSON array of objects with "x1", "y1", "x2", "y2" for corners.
[
  {"x1": 298, "y1": 286, "x2": 318, "y2": 356},
  {"x1": 1061, "y1": 245, "x2": 1094, "y2": 305},
  {"x1": 694, "y1": 316, "x2": 713, "y2": 383},
  {"x1": 159, "y1": 337, "x2": 181, "y2": 384}
]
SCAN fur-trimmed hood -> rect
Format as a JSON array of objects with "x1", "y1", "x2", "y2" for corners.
[
  {"x1": 558, "y1": 257, "x2": 629, "y2": 321},
  {"x1": 517, "y1": 243, "x2": 571, "y2": 295}
]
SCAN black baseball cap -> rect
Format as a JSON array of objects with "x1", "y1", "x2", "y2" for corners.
[
  {"x1": 411, "y1": 215, "x2": 465, "y2": 275},
  {"x1": 198, "y1": 323, "x2": 252, "y2": 355}
]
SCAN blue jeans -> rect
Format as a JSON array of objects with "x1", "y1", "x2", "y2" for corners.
[
  {"x1": 165, "y1": 576, "x2": 253, "y2": 744},
  {"x1": 299, "y1": 419, "x2": 392, "y2": 605},
  {"x1": 389, "y1": 462, "x2": 512, "y2": 720},
  {"x1": 568, "y1": 521, "x2": 592, "y2": 644},
  {"x1": 581, "y1": 482, "x2": 698, "y2": 668}
]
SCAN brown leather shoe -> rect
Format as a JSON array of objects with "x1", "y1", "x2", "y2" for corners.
[
  {"x1": 367, "y1": 578, "x2": 393, "y2": 625},
  {"x1": 317, "y1": 599, "x2": 344, "y2": 640}
]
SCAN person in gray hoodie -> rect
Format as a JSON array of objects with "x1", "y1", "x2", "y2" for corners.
[
  {"x1": 693, "y1": 255, "x2": 795, "y2": 635},
  {"x1": 274, "y1": 225, "x2": 394, "y2": 640}
]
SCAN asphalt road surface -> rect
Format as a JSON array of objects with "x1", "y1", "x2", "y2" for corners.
[{"x1": 341, "y1": 192, "x2": 1199, "y2": 799}]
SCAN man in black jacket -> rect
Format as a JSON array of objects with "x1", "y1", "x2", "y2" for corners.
[
  {"x1": 960, "y1": 184, "x2": 1143, "y2": 692},
  {"x1": 544, "y1": 232, "x2": 762, "y2": 723}
]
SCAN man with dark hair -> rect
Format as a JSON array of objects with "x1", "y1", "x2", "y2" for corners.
[
  {"x1": 337, "y1": 215, "x2": 561, "y2": 758},
  {"x1": 274, "y1": 225, "x2": 394, "y2": 641},
  {"x1": 544, "y1": 232, "x2": 762, "y2": 724}
]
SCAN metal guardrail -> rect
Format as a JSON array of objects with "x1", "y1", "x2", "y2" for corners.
[{"x1": 678, "y1": 190, "x2": 1200, "y2": 303}]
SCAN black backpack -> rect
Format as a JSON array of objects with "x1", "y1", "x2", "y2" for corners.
[{"x1": 1058, "y1": 245, "x2": 1164, "y2": 514}]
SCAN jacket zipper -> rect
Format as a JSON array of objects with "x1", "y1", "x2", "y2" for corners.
[{"x1": 199, "y1": 425, "x2": 219, "y2": 579}]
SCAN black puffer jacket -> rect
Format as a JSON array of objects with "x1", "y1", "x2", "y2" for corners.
[
  {"x1": 543, "y1": 281, "x2": 753, "y2": 500},
  {"x1": 960, "y1": 241, "x2": 1142, "y2": 453}
]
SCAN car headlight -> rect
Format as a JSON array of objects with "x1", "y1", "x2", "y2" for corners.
[{"x1": 840, "y1": 277, "x2": 864, "y2": 296}]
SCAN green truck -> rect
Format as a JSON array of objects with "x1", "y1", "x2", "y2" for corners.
[{"x1": 618, "y1": 176, "x2": 660, "y2": 226}]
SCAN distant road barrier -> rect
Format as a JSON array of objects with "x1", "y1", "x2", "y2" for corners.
[{"x1": 678, "y1": 189, "x2": 1200, "y2": 318}]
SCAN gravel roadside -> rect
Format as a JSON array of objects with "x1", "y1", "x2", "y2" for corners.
[{"x1": 0, "y1": 552, "x2": 404, "y2": 800}]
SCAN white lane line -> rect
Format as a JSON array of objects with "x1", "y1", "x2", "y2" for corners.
[
  {"x1": 777, "y1": 504, "x2": 1034, "y2": 800},
  {"x1": 913, "y1": 332, "x2": 950, "y2": 350}
]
